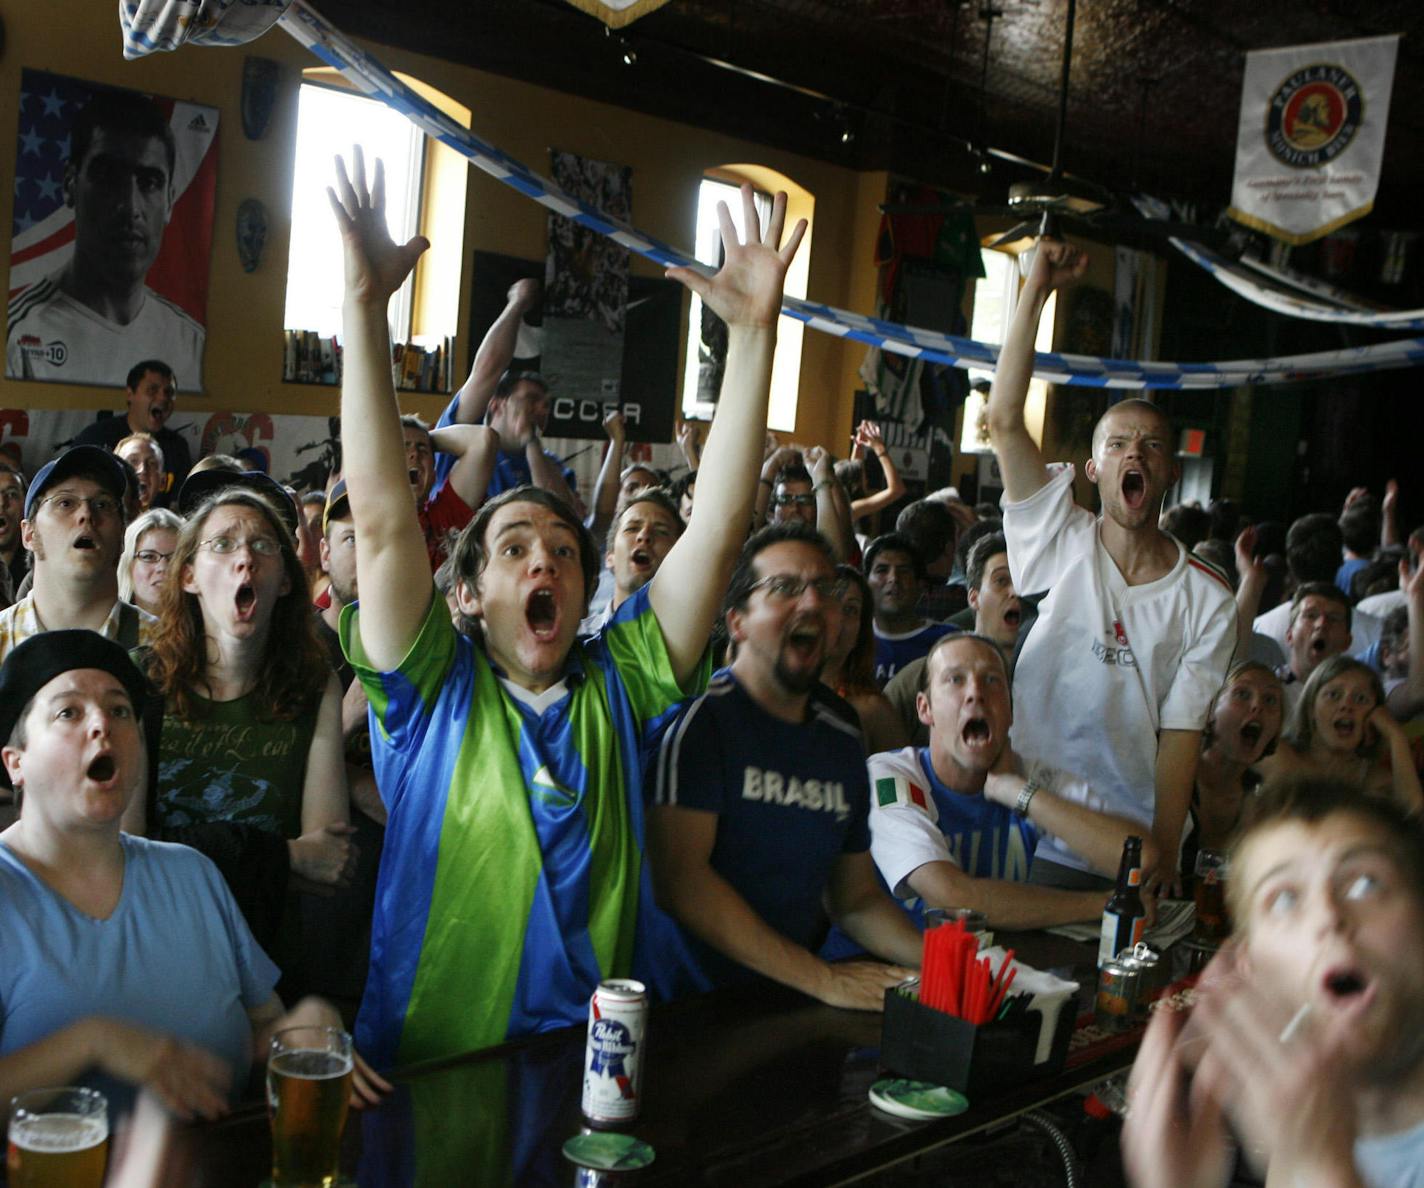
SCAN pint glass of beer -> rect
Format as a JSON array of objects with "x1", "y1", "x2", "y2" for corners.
[
  {"x1": 267, "y1": 1026, "x2": 353, "y2": 1187},
  {"x1": 6, "y1": 1086, "x2": 108, "y2": 1188}
]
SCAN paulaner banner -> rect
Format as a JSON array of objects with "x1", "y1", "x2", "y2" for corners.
[{"x1": 1228, "y1": 34, "x2": 1399, "y2": 245}]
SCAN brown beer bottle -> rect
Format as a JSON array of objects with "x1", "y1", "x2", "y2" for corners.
[{"x1": 1097, "y1": 835, "x2": 1146, "y2": 968}]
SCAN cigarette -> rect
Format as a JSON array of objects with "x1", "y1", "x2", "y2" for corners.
[{"x1": 1278, "y1": 1003, "x2": 1312, "y2": 1044}]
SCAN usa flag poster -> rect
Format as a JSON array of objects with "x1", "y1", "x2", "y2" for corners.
[{"x1": 6, "y1": 71, "x2": 219, "y2": 390}]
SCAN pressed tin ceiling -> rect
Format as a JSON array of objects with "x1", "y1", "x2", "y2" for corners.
[{"x1": 329, "y1": 0, "x2": 1424, "y2": 232}]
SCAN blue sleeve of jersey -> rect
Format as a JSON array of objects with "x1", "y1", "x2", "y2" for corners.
[
  {"x1": 340, "y1": 589, "x2": 454, "y2": 753},
  {"x1": 428, "y1": 390, "x2": 462, "y2": 497}
]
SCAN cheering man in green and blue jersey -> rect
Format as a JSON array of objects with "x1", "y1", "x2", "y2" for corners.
[{"x1": 329, "y1": 149, "x2": 806, "y2": 1068}]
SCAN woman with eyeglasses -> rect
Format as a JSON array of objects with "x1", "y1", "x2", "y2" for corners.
[
  {"x1": 117, "y1": 507, "x2": 181, "y2": 615},
  {"x1": 123, "y1": 488, "x2": 355, "y2": 959}
]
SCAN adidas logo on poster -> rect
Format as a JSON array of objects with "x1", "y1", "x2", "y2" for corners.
[{"x1": 187, "y1": 113, "x2": 211, "y2": 133}]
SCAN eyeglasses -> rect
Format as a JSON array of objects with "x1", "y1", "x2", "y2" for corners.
[
  {"x1": 748, "y1": 574, "x2": 845, "y2": 602},
  {"x1": 773, "y1": 493, "x2": 816, "y2": 507},
  {"x1": 197, "y1": 535, "x2": 282, "y2": 557},
  {"x1": 134, "y1": 549, "x2": 174, "y2": 565},
  {"x1": 35, "y1": 493, "x2": 120, "y2": 518}
]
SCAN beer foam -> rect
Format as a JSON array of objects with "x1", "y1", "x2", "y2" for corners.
[
  {"x1": 271, "y1": 1049, "x2": 353, "y2": 1079},
  {"x1": 10, "y1": 1113, "x2": 108, "y2": 1153}
]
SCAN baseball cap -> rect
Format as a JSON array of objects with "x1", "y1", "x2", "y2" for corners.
[
  {"x1": 322, "y1": 479, "x2": 351, "y2": 534},
  {"x1": 24, "y1": 446, "x2": 128, "y2": 521}
]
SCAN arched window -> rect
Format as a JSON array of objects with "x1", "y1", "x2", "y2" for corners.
[
  {"x1": 283, "y1": 69, "x2": 470, "y2": 365},
  {"x1": 682, "y1": 165, "x2": 813, "y2": 433}
]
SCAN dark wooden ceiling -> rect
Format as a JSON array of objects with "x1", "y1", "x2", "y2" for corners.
[{"x1": 330, "y1": 0, "x2": 1424, "y2": 232}]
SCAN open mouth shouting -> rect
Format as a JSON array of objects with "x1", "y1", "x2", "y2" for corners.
[
  {"x1": 1121, "y1": 468, "x2": 1147, "y2": 511},
  {"x1": 234, "y1": 582, "x2": 258, "y2": 622},
  {"x1": 1318, "y1": 963, "x2": 1377, "y2": 1019},
  {"x1": 525, "y1": 587, "x2": 561, "y2": 642},
  {"x1": 1240, "y1": 719, "x2": 1264, "y2": 748},
  {"x1": 85, "y1": 751, "x2": 118, "y2": 786},
  {"x1": 1332, "y1": 715, "x2": 1360, "y2": 743},
  {"x1": 960, "y1": 715, "x2": 996, "y2": 756},
  {"x1": 783, "y1": 618, "x2": 825, "y2": 667},
  {"x1": 1003, "y1": 604, "x2": 1022, "y2": 630},
  {"x1": 72, "y1": 533, "x2": 99, "y2": 553}
]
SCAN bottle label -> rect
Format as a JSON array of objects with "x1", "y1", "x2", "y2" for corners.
[
  {"x1": 1099, "y1": 909, "x2": 1147, "y2": 967},
  {"x1": 1098, "y1": 910, "x2": 1120, "y2": 968},
  {"x1": 1127, "y1": 867, "x2": 1142, "y2": 887}
]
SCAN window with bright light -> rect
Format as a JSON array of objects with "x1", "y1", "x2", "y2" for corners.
[
  {"x1": 284, "y1": 83, "x2": 425, "y2": 340},
  {"x1": 960, "y1": 248, "x2": 1056, "y2": 453},
  {"x1": 682, "y1": 172, "x2": 811, "y2": 432}
]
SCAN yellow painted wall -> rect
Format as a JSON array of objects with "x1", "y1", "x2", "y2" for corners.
[{"x1": 0, "y1": 2, "x2": 880, "y2": 449}]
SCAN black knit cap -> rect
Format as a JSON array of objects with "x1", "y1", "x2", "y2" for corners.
[
  {"x1": 176, "y1": 468, "x2": 300, "y2": 534},
  {"x1": 0, "y1": 631, "x2": 148, "y2": 789}
]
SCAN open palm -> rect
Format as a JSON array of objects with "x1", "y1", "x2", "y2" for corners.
[
  {"x1": 327, "y1": 146, "x2": 429, "y2": 306},
  {"x1": 667, "y1": 184, "x2": 806, "y2": 329}
]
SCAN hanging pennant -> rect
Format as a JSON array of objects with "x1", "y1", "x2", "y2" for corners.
[{"x1": 1228, "y1": 34, "x2": 1399, "y2": 245}]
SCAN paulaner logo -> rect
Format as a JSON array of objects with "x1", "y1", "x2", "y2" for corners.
[{"x1": 1265, "y1": 62, "x2": 1363, "y2": 168}]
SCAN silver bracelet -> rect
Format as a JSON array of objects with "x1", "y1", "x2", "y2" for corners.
[{"x1": 1012, "y1": 777, "x2": 1041, "y2": 818}]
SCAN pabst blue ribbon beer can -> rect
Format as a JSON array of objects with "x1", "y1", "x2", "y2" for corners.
[{"x1": 581, "y1": 979, "x2": 647, "y2": 1126}]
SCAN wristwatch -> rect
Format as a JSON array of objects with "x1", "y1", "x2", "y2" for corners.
[{"x1": 1012, "y1": 777, "x2": 1041, "y2": 818}]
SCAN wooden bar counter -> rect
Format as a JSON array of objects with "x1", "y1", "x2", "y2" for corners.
[{"x1": 180, "y1": 931, "x2": 1141, "y2": 1186}]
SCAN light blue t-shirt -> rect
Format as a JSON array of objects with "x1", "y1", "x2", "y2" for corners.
[
  {"x1": 1357, "y1": 1120, "x2": 1424, "y2": 1188},
  {"x1": 0, "y1": 834, "x2": 279, "y2": 1118}
]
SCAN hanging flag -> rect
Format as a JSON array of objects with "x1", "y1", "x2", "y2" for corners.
[{"x1": 1228, "y1": 35, "x2": 1399, "y2": 245}]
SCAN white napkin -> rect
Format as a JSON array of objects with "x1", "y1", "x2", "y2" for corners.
[{"x1": 979, "y1": 946, "x2": 1080, "y2": 1065}]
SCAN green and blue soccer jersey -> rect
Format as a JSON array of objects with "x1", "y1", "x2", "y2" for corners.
[{"x1": 341, "y1": 584, "x2": 702, "y2": 1068}]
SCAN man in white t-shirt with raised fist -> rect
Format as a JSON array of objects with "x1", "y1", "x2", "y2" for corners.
[{"x1": 986, "y1": 239, "x2": 1236, "y2": 893}]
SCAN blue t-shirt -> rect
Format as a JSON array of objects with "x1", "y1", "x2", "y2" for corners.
[
  {"x1": 650, "y1": 669, "x2": 872, "y2": 991},
  {"x1": 0, "y1": 834, "x2": 278, "y2": 1119},
  {"x1": 431, "y1": 391, "x2": 576, "y2": 504},
  {"x1": 1336, "y1": 556, "x2": 1370, "y2": 598},
  {"x1": 1357, "y1": 1120, "x2": 1424, "y2": 1188},
  {"x1": 872, "y1": 621, "x2": 959, "y2": 685}
]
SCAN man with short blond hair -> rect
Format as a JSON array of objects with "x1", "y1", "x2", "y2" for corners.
[
  {"x1": 987, "y1": 239, "x2": 1236, "y2": 891},
  {"x1": 869, "y1": 633, "x2": 1146, "y2": 930}
]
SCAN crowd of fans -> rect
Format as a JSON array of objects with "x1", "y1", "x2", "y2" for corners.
[{"x1": 0, "y1": 158, "x2": 1420, "y2": 1183}]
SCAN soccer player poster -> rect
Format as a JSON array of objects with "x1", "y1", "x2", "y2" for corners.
[{"x1": 7, "y1": 70, "x2": 219, "y2": 390}]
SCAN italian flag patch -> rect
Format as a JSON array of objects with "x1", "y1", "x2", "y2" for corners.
[{"x1": 876, "y1": 775, "x2": 929, "y2": 812}]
